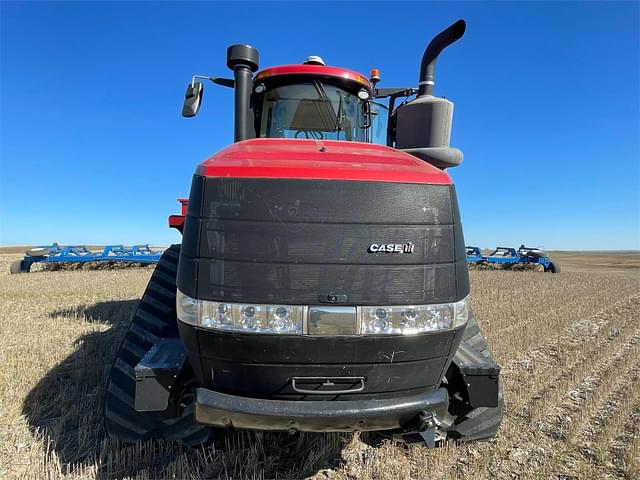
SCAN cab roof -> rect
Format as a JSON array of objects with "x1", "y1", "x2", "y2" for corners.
[{"x1": 255, "y1": 64, "x2": 371, "y2": 91}]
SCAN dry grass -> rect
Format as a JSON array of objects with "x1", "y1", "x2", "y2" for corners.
[{"x1": 0, "y1": 252, "x2": 638, "y2": 479}]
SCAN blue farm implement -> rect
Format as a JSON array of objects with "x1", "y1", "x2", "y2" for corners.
[
  {"x1": 465, "y1": 246, "x2": 485, "y2": 264},
  {"x1": 465, "y1": 245, "x2": 560, "y2": 273},
  {"x1": 9, "y1": 244, "x2": 165, "y2": 274}
]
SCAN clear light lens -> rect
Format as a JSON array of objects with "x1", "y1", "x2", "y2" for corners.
[
  {"x1": 400, "y1": 308, "x2": 419, "y2": 329},
  {"x1": 268, "y1": 305, "x2": 304, "y2": 333},
  {"x1": 215, "y1": 303, "x2": 233, "y2": 328},
  {"x1": 176, "y1": 289, "x2": 200, "y2": 326},
  {"x1": 453, "y1": 296, "x2": 470, "y2": 328},
  {"x1": 177, "y1": 290, "x2": 469, "y2": 336},
  {"x1": 237, "y1": 304, "x2": 265, "y2": 331},
  {"x1": 367, "y1": 307, "x2": 391, "y2": 333}
]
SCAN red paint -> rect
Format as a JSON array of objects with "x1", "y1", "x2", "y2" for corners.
[
  {"x1": 255, "y1": 64, "x2": 371, "y2": 90},
  {"x1": 168, "y1": 198, "x2": 189, "y2": 232},
  {"x1": 196, "y1": 139, "x2": 452, "y2": 185},
  {"x1": 178, "y1": 198, "x2": 189, "y2": 215},
  {"x1": 168, "y1": 214, "x2": 185, "y2": 232}
]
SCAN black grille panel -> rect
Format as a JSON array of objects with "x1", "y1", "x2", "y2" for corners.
[
  {"x1": 199, "y1": 178, "x2": 452, "y2": 224},
  {"x1": 178, "y1": 177, "x2": 469, "y2": 305},
  {"x1": 196, "y1": 220, "x2": 454, "y2": 264},
  {"x1": 191, "y1": 258, "x2": 459, "y2": 304}
]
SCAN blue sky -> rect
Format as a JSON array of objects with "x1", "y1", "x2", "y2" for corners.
[{"x1": 1, "y1": 1, "x2": 638, "y2": 249}]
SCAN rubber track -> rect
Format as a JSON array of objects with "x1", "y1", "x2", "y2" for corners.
[
  {"x1": 104, "y1": 244, "x2": 210, "y2": 445},
  {"x1": 461, "y1": 314, "x2": 490, "y2": 357}
]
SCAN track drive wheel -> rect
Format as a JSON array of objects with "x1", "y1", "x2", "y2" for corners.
[
  {"x1": 104, "y1": 244, "x2": 211, "y2": 445},
  {"x1": 442, "y1": 314, "x2": 503, "y2": 442}
]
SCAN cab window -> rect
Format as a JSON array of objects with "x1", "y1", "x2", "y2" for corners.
[{"x1": 259, "y1": 81, "x2": 367, "y2": 142}]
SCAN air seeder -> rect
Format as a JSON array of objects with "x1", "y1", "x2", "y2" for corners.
[
  {"x1": 104, "y1": 20, "x2": 503, "y2": 446},
  {"x1": 466, "y1": 245, "x2": 560, "y2": 272}
]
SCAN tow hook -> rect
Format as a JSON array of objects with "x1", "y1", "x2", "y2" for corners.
[{"x1": 417, "y1": 411, "x2": 437, "y2": 448}]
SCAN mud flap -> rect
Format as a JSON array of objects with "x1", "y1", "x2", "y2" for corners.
[
  {"x1": 134, "y1": 337, "x2": 186, "y2": 412},
  {"x1": 454, "y1": 342, "x2": 500, "y2": 408}
]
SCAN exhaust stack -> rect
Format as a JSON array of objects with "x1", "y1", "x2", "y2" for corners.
[
  {"x1": 418, "y1": 19, "x2": 466, "y2": 96},
  {"x1": 394, "y1": 20, "x2": 466, "y2": 169}
]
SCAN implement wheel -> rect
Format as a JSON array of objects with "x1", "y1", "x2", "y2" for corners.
[
  {"x1": 548, "y1": 261, "x2": 560, "y2": 273},
  {"x1": 103, "y1": 244, "x2": 211, "y2": 445},
  {"x1": 9, "y1": 260, "x2": 26, "y2": 274}
]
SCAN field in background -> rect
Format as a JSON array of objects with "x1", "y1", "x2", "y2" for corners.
[
  {"x1": 0, "y1": 252, "x2": 638, "y2": 479},
  {"x1": 549, "y1": 251, "x2": 640, "y2": 272}
]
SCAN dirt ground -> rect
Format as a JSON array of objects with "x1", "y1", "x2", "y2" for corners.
[{"x1": 0, "y1": 251, "x2": 638, "y2": 479}]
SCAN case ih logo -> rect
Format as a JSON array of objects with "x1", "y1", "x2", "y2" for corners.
[{"x1": 368, "y1": 242, "x2": 415, "y2": 254}]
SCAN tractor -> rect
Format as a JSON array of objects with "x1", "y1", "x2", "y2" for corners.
[{"x1": 104, "y1": 19, "x2": 503, "y2": 447}]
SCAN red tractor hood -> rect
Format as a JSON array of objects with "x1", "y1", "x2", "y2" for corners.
[{"x1": 196, "y1": 138, "x2": 452, "y2": 185}]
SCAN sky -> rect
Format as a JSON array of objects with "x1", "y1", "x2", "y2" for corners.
[{"x1": 1, "y1": 1, "x2": 639, "y2": 250}]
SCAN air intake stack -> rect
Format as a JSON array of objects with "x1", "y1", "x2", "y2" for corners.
[
  {"x1": 227, "y1": 44, "x2": 259, "y2": 142},
  {"x1": 395, "y1": 20, "x2": 466, "y2": 169}
]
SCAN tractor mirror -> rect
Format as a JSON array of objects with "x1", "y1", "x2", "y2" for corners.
[{"x1": 182, "y1": 82, "x2": 204, "y2": 117}]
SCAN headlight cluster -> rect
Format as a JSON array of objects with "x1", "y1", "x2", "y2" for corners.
[
  {"x1": 177, "y1": 291, "x2": 304, "y2": 333},
  {"x1": 177, "y1": 290, "x2": 469, "y2": 336},
  {"x1": 359, "y1": 297, "x2": 469, "y2": 334}
]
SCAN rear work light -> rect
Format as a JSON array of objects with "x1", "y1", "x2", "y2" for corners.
[{"x1": 177, "y1": 290, "x2": 469, "y2": 336}]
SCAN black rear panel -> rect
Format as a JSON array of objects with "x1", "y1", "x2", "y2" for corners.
[{"x1": 178, "y1": 177, "x2": 469, "y2": 305}]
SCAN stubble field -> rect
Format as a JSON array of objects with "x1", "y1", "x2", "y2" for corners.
[{"x1": 0, "y1": 251, "x2": 638, "y2": 479}]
